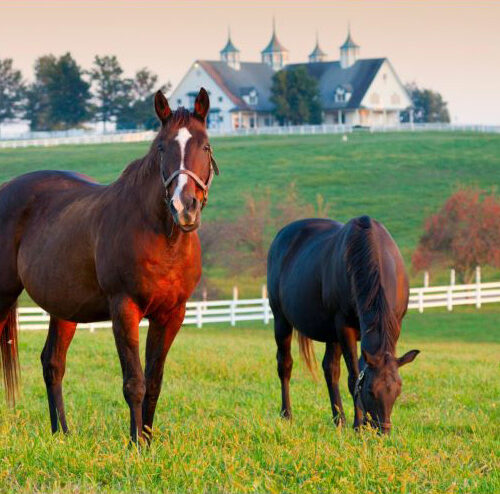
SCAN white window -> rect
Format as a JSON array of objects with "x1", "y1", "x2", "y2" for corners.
[{"x1": 335, "y1": 86, "x2": 351, "y2": 103}]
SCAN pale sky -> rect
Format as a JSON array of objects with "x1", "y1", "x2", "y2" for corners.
[{"x1": 1, "y1": 1, "x2": 499, "y2": 124}]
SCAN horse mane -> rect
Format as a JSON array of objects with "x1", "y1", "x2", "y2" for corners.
[
  {"x1": 345, "y1": 215, "x2": 398, "y2": 353},
  {"x1": 117, "y1": 107, "x2": 194, "y2": 186}
]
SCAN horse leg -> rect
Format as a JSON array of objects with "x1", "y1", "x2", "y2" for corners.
[
  {"x1": 274, "y1": 314, "x2": 293, "y2": 419},
  {"x1": 109, "y1": 296, "x2": 145, "y2": 443},
  {"x1": 322, "y1": 341, "x2": 345, "y2": 426},
  {"x1": 338, "y1": 324, "x2": 363, "y2": 429},
  {"x1": 40, "y1": 317, "x2": 77, "y2": 433},
  {"x1": 142, "y1": 305, "x2": 185, "y2": 441}
]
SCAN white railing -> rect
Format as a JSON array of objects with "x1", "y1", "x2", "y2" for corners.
[
  {"x1": 17, "y1": 279, "x2": 500, "y2": 332},
  {"x1": 1, "y1": 123, "x2": 499, "y2": 149}
]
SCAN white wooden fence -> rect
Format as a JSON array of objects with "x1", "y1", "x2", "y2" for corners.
[
  {"x1": 17, "y1": 277, "x2": 500, "y2": 332},
  {"x1": 2, "y1": 123, "x2": 499, "y2": 149}
]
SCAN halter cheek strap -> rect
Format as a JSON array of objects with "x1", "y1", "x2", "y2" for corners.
[
  {"x1": 162, "y1": 168, "x2": 211, "y2": 207},
  {"x1": 159, "y1": 143, "x2": 218, "y2": 209}
]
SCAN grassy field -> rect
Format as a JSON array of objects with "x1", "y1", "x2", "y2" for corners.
[
  {"x1": 1, "y1": 131, "x2": 500, "y2": 299},
  {"x1": 0, "y1": 305, "x2": 499, "y2": 493}
]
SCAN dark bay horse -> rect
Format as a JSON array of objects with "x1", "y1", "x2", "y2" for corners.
[
  {"x1": 267, "y1": 216, "x2": 419, "y2": 433},
  {"x1": 0, "y1": 88, "x2": 218, "y2": 442}
]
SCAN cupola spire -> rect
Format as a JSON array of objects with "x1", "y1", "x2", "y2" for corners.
[
  {"x1": 220, "y1": 27, "x2": 241, "y2": 70},
  {"x1": 261, "y1": 18, "x2": 289, "y2": 71},
  {"x1": 309, "y1": 31, "x2": 327, "y2": 63},
  {"x1": 340, "y1": 23, "x2": 360, "y2": 69}
]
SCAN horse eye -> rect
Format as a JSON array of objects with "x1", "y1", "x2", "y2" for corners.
[{"x1": 203, "y1": 145, "x2": 210, "y2": 152}]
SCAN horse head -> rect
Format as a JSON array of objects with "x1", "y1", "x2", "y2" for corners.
[
  {"x1": 356, "y1": 348, "x2": 420, "y2": 433},
  {"x1": 154, "y1": 87, "x2": 218, "y2": 232}
]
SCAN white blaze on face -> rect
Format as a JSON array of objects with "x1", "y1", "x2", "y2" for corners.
[{"x1": 171, "y1": 127, "x2": 192, "y2": 212}]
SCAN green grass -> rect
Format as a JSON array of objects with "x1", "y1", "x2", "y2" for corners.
[
  {"x1": 1, "y1": 306, "x2": 499, "y2": 493},
  {"x1": 1, "y1": 132, "x2": 500, "y2": 290}
]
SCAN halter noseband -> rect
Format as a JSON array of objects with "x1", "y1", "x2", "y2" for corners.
[
  {"x1": 354, "y1": 366, "x2": 392, "y2": 431},
  {"x1": 159, "y1": 142, "x2": 219, "y2": 209}
]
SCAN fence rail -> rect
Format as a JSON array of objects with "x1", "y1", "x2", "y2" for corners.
[
  {"x1": 17, "y1": 280, "x2": 500, "y2": 332},
  {"x1": 2, "y1": 123, "x2": 499, "y2": 149}
]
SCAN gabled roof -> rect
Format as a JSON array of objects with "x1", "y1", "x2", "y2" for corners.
[
  {"x1": 286, "y1": 58, "x2": 385, "y2": 110},
  {"x1": 198, "y1": 60, "x2": 275, "y2": 112}
]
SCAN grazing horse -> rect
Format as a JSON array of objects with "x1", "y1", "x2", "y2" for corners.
[
  {"x1": 267, "y1": 216, "x2": 419, "y2": 433},
  {"x1": 0, "y1": 88, "x2": 218, "y2": 442}
]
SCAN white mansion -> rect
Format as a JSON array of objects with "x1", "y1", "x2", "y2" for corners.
[{"x1": 169, "y1": 26, "x2": 412, "y2": 131}]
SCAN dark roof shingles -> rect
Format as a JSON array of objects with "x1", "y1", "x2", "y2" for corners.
[
  {"x1": 198, "y1": 60, "x2": 275, "y2": 112},
  {"x1": 286, "y1": 58, "x2": 385, "y2": 109}
]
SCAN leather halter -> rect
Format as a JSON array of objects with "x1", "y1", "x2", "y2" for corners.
[
  {"x1": 159, "y1": 142, "x2": 219, "y2": 209},
  {"x1": 354, "y1": 366, "x2": 392, "y2": 431}
]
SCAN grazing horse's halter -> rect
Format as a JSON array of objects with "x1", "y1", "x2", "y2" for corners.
[
  {"x1": 159, "y1": 142, "x2": 219, "y2": 209},
  {"x1": 354, "y1": 366, "x2": 392, "y2": 430}
]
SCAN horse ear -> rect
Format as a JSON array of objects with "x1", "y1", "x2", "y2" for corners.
[
  {"x1": 362, "y1": 349, "x2": 383, "y2": 368},
  {"x1": 154, "y1": 90, "x2": 171, "y2": 125},
  {"x1": 193, "y1": 87, "x2": 210, "y2": 123},
  {"x1": 397, "y1": 349, "x2": 420, "y2": 367}
]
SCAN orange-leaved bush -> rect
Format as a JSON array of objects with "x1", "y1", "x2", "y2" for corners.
[{"x1": 412, "y1": 187, "x2": 500, "y2": 282}]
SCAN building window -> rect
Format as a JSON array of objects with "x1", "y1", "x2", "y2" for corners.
[
  {"x1": 391, "y1": 93, "x2": 400, "y2": 105},
  {"x1": 370, "y1": 93, "x2": 380, "y2": 104},
  {"x1": 177, "y1": 99, "x2": 182, "y2": 106},
  {"x1": 218, "y1": 96, "x2": 223, "y2": 103},
  {"x1": 335, "y1": 86, "x2": 351, "y2": 103}
]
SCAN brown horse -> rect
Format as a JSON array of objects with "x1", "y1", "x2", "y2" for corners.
[
  {"x1": 0, "y1": 88, "x2": 218, "y2": 442},
  {"x1": 267, "y1": 216, "x2": 419, "y2": 433}
]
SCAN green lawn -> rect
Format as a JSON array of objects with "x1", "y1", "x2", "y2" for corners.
[
  {"x1": 1, "y1": 306, "x2": 499, "y2": 493},
  {"x1": 1, "y1": 131, "x2": 499, "y2": 270}
]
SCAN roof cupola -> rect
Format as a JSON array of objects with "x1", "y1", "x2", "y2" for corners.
[
  {"x1": 220, "y1": 28, "x2": 241, "y2": 70},
  {"x1": 261, "y1": 18, "x2": 289, "y2": 71},
  {"x1": 340, "y1": 25, "x2": 360, "y2": 69}
]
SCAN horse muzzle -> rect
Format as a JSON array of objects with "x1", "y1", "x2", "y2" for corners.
[{"x1": 169, "y1": 198, "x2": 200, "y2": 232}]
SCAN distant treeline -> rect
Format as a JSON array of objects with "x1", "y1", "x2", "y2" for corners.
[
  {"x1": 0, "y1": 53, "x2": 170, "y2": 132},
  {"x1": 0, "y1": 54, "x2": 450, "y2": 132}
]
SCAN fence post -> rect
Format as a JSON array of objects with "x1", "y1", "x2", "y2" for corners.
[
  {"x1": 230, "y1": 286, "x2": 238, "y2": 326},
  {"x1": 418, "y1": 289, "x2": 424, "y2": 313},
  {"x1": 89, "y1": 323, "x2": 95, "y2": 333},
  {"x1": 424, "y1": 271, "x2": 429, "y2": 288},
  {"x1": 262, "y1": 284, "x2": 269, "y2": 325},
  {"x1": 196, "y1": 302, "x2": 203, "y2": 328},
  {"x1": 476, "y1": 266, "x2": 481, "y2": 308},
  {"x1": 447, "y1": 269, "x2": 455, "y2": 311}
]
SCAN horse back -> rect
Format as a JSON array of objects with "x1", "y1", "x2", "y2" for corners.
[{"x1": 267, "y1": 218, "x2": 344, "y2": 341}]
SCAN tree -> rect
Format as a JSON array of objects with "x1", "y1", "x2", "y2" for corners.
[
  {"x1": 0, "y1": 58, "x2": 26, "y2": 134},
  {"x1": 116, "y1": 68, "x2": 170, "y2": 130},
  {"x1": 89, "y1": 55, "x2": 129, "y2": 131},
  {"x1": 271, "y1": 66, "x2": 322, "y2": 125},
  {"x1": 25, "y1": 53, "x2": 91, "y2": 130},
  {"x1": 412, "y1": 187, "x2": 500, "y2": 282},
  {"x1": 401, "y1": 83, "x2": 450, "y2": 123}
]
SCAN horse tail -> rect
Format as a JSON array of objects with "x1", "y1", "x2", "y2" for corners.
[
  {"x1": 0, "y1": 303, "x2": 20, "y2": 406},
  {"x1": 295, "y1": 330, "x2": 318, "y2": 380},
  {"x1": 346, "y1": 216, "x2": 397, "y2": 351}
]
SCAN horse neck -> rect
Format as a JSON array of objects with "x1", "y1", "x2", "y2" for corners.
[{"x1": 110, "y1": 152, "x2": 178, "y2": 236}]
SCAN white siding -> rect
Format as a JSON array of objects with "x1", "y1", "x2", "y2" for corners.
[
  {"x1": 169, "y1": 62, "x2": 236, "y2": 132},
  {"x1": 360, "y1": 60, "x2": 412, "y2": 117}
]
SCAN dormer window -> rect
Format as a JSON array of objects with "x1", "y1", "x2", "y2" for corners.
[
  {"x1": 241, "y1": 88, "x2": 258, "y2": 106},
  {"x1": 335, "y1": 86, "x2": 351, "y2": 103}
]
